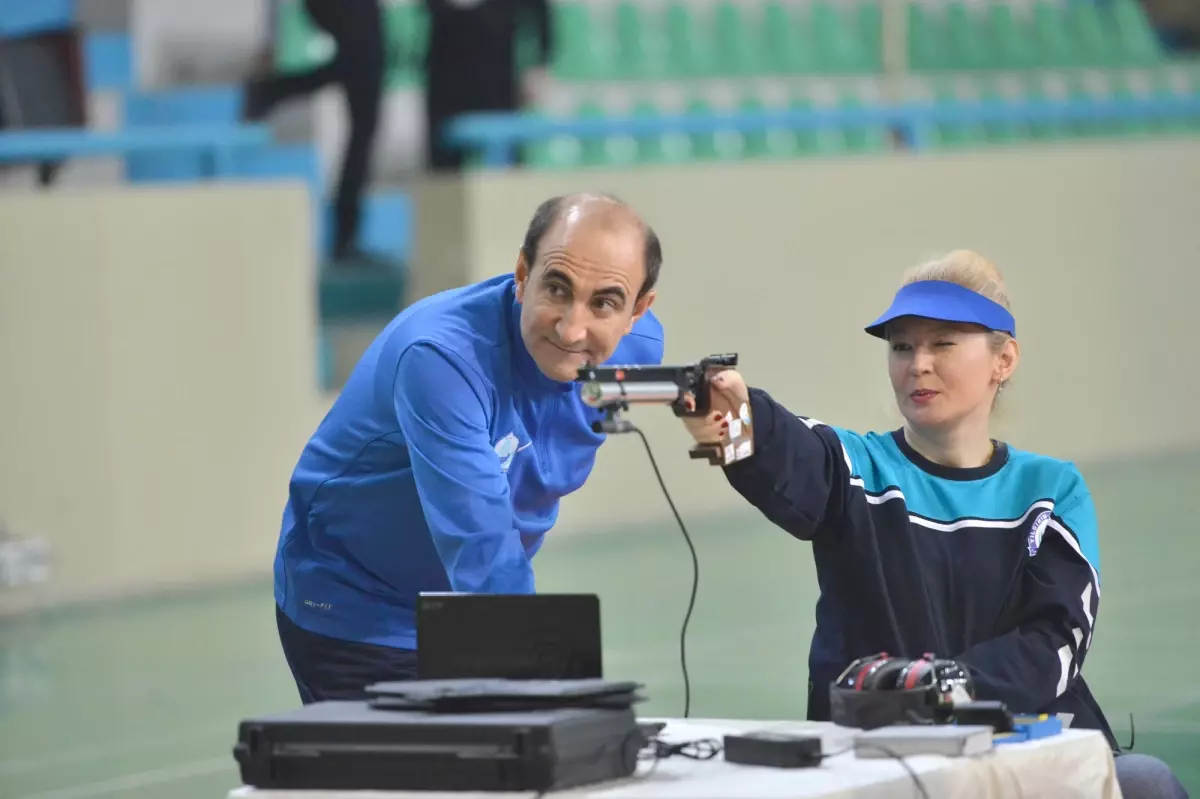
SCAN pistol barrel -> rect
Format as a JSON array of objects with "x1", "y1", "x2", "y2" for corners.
[{"x1": 581, "y1": 380, "x2": 682, "y2": 407}]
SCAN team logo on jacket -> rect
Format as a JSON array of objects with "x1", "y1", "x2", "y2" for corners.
[
  {"x1": 494, "y1": 432, "x2": 520, "y2": 473},
  {"x1": 1027, "y1": 510, "x2": 1053, "y2": 556}
]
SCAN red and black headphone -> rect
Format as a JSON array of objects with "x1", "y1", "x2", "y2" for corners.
[
  {"x1": 831, "y1": 651, "x2": 978, "y2": 730},
  {"x1": 836, "y1": 651, "x2": 975, "y2": 700},
  {"x1": 842, "y1": 652, "x2": 913, "y2": 692}
]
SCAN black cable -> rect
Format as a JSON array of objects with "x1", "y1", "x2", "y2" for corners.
[
  {"x1": 630, "y1": 424, "x2": 698, "y2": 720},
  {"x1": 636, "y1": 735, "x2": 723, "y2": 783},
  {"x1": 826, "y1": 743, "x2": 930, "y2": 799},
  {"x1": 640, "y1": 736, "x2": 723, "y2": 762}
]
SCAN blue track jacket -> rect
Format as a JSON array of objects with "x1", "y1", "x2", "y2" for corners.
[{"x1": 274, "y1": 274, "x2": 665, "y2": 649}]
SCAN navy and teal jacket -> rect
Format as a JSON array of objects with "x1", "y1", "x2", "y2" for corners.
[
  {"x1": 274, "y1": 274, "x2": 665, "y2": 650},
  {"x1": 725, "y1": 388, "x2": 1118, "y2": 750}
]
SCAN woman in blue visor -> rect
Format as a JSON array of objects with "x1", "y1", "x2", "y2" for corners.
[{"x1": 683, "y1": 250, "x2": 1187, "y2": 798}]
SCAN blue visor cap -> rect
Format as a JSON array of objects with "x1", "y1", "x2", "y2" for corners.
[{"x1": 864, "y1": 280, "x2": 1016, "y2": 340}]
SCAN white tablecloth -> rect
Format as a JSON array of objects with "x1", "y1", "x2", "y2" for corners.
[{"x1": 228, "y1": 716, "x2": 1122, "y2": 799}]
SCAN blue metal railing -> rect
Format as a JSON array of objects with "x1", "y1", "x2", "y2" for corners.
[
  {"x1": 446, "y1": 94, "x2": 1200, "y2": 167},
  {"x1": 0, "y1": 125, "x2": 273, "y2": 176},
  {"x1": 0, "y1": 0, "x2": 74, "y2": 38}
]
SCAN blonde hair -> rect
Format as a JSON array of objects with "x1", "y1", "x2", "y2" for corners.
[{"x1": 902, "y1": 250, "x2": 1013, "y2": 355}]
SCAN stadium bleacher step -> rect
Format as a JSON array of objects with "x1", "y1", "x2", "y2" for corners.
[
  {"x1": 345, "y1": 189, "x2": 413, "y2": 263},
  {"x1": 122, "y1": 85, "x2": 246, "y2": 182},
  {"x1": 319, "y1": 188, "x2": 410, "y2": 320},
  {"x1": 319, "y1": 259, "x2": 407, "y2": 322}
]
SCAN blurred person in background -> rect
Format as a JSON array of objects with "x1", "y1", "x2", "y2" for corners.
[
  {"x1": 1142, "y1": 0, "x2": 1200, "y2": 52},
  {"x1": 681, "y1": 251, "x2": 1188, "y2": 799},
  {"x1": 273, "y1": 193, "x2": 664, "y2": 703},
  {"x1": 423, "y1": 0, "x2": 553, "y2": 172},
  {"x1": 242, "y1": 0, "x2": 386, "y2": 267}
]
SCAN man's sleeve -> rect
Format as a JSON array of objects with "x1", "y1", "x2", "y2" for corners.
[
  {"x1": 393, "y1": 342, "x2": 533, "y2": 594},
  {"x1": 955, "y1": 479, "x2": 1101, "y2": 712},
  {"x1": 721, "y1": 388, "x2": 858, "y2": 541}
]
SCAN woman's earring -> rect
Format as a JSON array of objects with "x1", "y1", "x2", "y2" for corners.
[{"x1": 997, "y1": 379, "x2": 1006, "y2": 393}]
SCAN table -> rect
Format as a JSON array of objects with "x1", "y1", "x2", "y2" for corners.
[{"x1": 228, "y1": 717, "x2": 1122, "y2": 799}]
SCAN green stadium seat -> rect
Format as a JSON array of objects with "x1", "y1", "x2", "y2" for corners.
[
  {"x1": 1021, "y1": 76, "x2": 1071, "y2": 141},
  {"x1": 552, "y1": 2, "x2": 607, "y2": 80},
  {"x1": 635, "y1": 101, "x2": 697, "y2": 165},
  {"x1": 1145, "y1": 72, "x2": 1183, "y2": 134},
  {"x1": 978, "y1": 81, "x2": 1022, "y2": 144},
  {"x1": 944, "y1": 2, "x2": 992, "y2": 71},
  {"x1": 1067, "y1": 2, "x2": 1120, "y2": 68},
  {"x1": 712, "y1": 1, "x2": 759, "y2": 76},
  {"x1": 838, "y1": 94, "x2": 888, "y2": 153},
  {"x1": 1176, "y1": 70, "x2": 1200, "y2": 133},
  {"x1": 1065, "y1": 78, "x2": 1104, "y2": 139},
  {"x1": 988, "y1": 4, "x2": 1037, "y2": 70},
  {"x1": 630, "y1": 101, "x2": 662, "y2": 165},
  {"x1": 1031, "y1": 1, "x2": 1079, "y2": 68},
  {"x1": 576, "y1": 100, "x2": 611, "y2": 166},
  {"x1": 738, "y1": 95, "x2": 806, "y2": 160},
  {"x1": 684, "y1": 98, "x2": 722, "y2": 160},
  {"x1": 274, "y1": 0, "x2": 329, "y2": 73},
  {"x1": 1110, "y1": 0, "x2": 1165, "y2": 66},
  {"x1": 384, "y1": 2, "x2": 427, "y2": 87},
  {"x1": 522, "y1": 113, "x2": 581, "y2": 170},
  {"x1": 1144, "y1": 70, "x2": 1200, "y2": 135},
  {"x1": 614, "y1": 1, "x2": 655, "y2": 79},
  {"x1": 929, "y1": 81, "x2": 987, "y2": 149},
  {"x1": 857, "y1": 2, "x2": 884, "y2": 73},
  {"x1": 810, "y1": 1, "x2": 873, "y2": 74},
  {"x1": 789, "y1": 96, "x2": 844, "y2": 156},
  {"x1": 1104, "y1": 73, "x2": 1152, "y2": 136},
  {"x1": 907, "y1": 4, "x2": 947, "y2": 71},
  {"x1": 626, "y1": 102, "x2": 656, "y2": 165},
  {"x1": 789, "y1": 97, "x2": 819, "y2": 155},
  {"x1": 738, "y1": 96, "x2": 770, "y2": 159},
  {"x1": 761, "y1": 1, "x2": 807, "y2": 73},
  {"x1": 664, "y1": 2, "x2": 708, "y2": 78},
  {"x1": 748, "y1": 96, "x2": 805, "y2": 159}
]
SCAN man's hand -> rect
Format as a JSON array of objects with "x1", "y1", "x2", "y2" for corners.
[{"x1": 682, "y1": 369, "x2": 751, "y2": 445}]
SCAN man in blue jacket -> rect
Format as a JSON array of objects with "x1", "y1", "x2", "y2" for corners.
[{"x1": 273, "y1": 193, "x2": 665, "y2": 703}]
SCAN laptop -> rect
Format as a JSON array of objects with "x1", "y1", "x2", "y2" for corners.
[{"x1": 415, "y1": 593, "x2": 603, "y2": 681}]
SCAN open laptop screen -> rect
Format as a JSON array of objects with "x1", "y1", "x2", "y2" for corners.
[{"x1": 416, "y1": 593, "x2": 603, "y2": 681}]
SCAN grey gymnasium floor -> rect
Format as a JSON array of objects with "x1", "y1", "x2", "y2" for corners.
[{"x1": 2, "y1": 448, "x2": 1198, "y2": 799}]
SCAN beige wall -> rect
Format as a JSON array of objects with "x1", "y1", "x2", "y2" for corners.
[
  {"x1": 0, "y1": 183, "x2": 327, "y2": 615},
  {"x1": 412, "y1": 139, "x2": 1200, "y2": 533},
  {"x1": 4, "y1": 143, "x2": 1195, "y2": 615}
]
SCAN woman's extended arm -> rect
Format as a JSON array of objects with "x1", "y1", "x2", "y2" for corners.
[{"x1": 686, "y1": 371, "x2": 858, "y2": 541}]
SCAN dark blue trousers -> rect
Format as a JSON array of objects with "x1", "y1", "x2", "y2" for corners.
[{"x1": 275, "y1": 605, "x2": 418, "y2": 704}]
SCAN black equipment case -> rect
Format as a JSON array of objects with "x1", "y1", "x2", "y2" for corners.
[{"x1": 233, "y1": 700, "x2": 643, "y2": 792}]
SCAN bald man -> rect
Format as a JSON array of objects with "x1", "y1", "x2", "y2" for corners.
[{"x1": 273, "y1": 194, "x2": 665, "y2": 703}]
